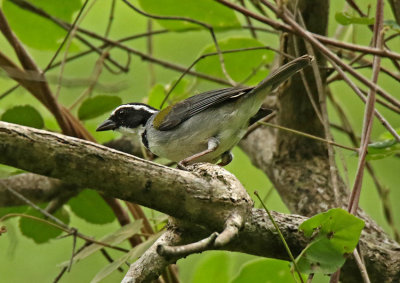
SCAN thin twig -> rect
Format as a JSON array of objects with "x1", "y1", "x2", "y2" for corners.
[
  {"x1": 1, "y1": 213, "x2": 129, "y2": 252},
  {"x1": 157, "y1": 232, "x2": 218, "y2": 258},
  {"x1": 273, "y1": 6, "x2": 400, "y2": 141},
  {"x1": 347, "y1": 0, "x2": 384, "y2": 216},
  {"x1": 254, "y1": 191, "x2": 304, "y2": 283},
  {"x1": 353, "y1": 249, "x2": 371, "y2": 283},
  {"x1": 159, "y1": 46, "x2": 293, "y2": 108},
  {"x1": 328, "y1": 92, "x2": 400, "y2": 242},
  {"x1": 147, "y1": 19, "x2": 156, "y2": 87},
  {"x1": 238, "y1": 0, "x2": 257, "y2": 38},
  {"x1": 258, "y1": 121, "x2": 358, "y2": 152},
  {"x1": 43, "y1": 0, "x2": 90, "y2": 72},
  {"x1": 215, "y1": 0, "x2": 400, "y2": 111},
  {"x1": 10, "y1": 0, "x2": 128, "y2": 73},
  {"x1": 100, "y1": 248, "x2": 124, "y2": 272},
  {"x1": 121, "y1": 0, "x2": 237, "y2": 86},
  {"x1": 55, "y1": 0, "x2": 96, "y2": 99},
  {"x1": 104, "y1": 0, "x2": 116, "y2": 37},
  {"x1": 68, "y1": 48, "x2": 109, "y2": 110},
  {"x1": 215, "y1": 0, "x2": 400, "y2": 60}
]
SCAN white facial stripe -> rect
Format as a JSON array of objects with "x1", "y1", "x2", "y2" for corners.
[{"x1": 111, "y1": 104, "x2": 157, "y2": 116}]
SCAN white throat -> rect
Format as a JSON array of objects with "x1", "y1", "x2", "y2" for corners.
[{"x1": 117, "y1": 125, "x2": 146, "y2": 138}]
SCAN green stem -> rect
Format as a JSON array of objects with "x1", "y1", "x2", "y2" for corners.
[{"x1": 254, "y1": 191, "x2": 304, "y2": 283}]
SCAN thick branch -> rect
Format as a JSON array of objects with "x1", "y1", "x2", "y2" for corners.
[
  {"x1": 0, "y1": 173, "x2": 77, "y2": 207},
  {"x1": 0, "y1": 122, "x2": 399, "y2": 282},
  {"x1": 122, "y1": 230, "x2": 182, "y2": 283},
  {"x1": 0, "y1": 121, "x2": 252, "y2": 232}
]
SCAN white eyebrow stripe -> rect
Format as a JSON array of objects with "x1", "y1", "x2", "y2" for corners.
[{"x1": 111, "y1": 104, "x2": 158, "y2": 115}]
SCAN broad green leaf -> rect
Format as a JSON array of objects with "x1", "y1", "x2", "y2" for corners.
[
  {"x1": 147, "y1": 84, "x2": 165, "y2": 109},
  {"x1": 19, "y1": 206, "x2": 70, "y2": 244},
  {"x1": 335, "y1": 12, "x2": 375, "y2": 26},
  {"x1": 366, "y1": 140, "x2": 400, "y2": 160},
  {"x1": 195, "y1": 37, "x2": 273, "y2": 86},
  {"x1": 78, "y1": 95, "x2": 122, "y2": 121},
  {"x1": 3, "y1": 0, "x2": 82, "y2": 50},
  {"x1": 231, "y1": 258, "x2": 306, "y2": 283},
  {"x1": 1, "y1": 105, "x2": 44, "y2": 129},
  {"x1": 90, "y1": 233, "x2": 160, "y2": 283},
  {"x1": 379, "y1": 128, "x2": 400, "y2": 140},
  {"x1": 147, "y1": 79, "x2": 191, "y2": 109},
  {"x1": 68, "y1": 189, "x2": 115, "y2": 224},
  {"x1": 165, "y1": 78, "x2": 191, "y2": 103},
  {"x1": 192, "y1": 252, "x2": 230, "y2": 283},
  {"x1": 296, "y1": 208, "x2": 364, "y2": 274},
  {"x1": 0, "y1": 205, "x2": 27, "y2": 218},
  {"x1": 138, "y1": 0, "x2": 240, "y2": 31},
  {"x1": 59, "y1": 220, "x2": 143, "y2": 267},
  {"x1": 384, "y1": 20, "x2": 400, "y2": 32},
  {"x1": 365, "y1": 129, "x2": 400, "y2": 160}
]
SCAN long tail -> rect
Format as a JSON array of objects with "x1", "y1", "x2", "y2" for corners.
[{"x1": 254, "y1": 54, "x2": 313, "y2": 94}]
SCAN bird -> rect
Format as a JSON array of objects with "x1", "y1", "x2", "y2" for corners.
[{"x1": 97, "y1": 55, "x2": 313, "y2": 168}]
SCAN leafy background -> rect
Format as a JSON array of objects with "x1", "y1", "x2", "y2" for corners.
[{"x1": 0, "y1": 0, "x2": 399, "y2": 282}]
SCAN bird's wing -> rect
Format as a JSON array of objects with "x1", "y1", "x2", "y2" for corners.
[{"x1": 153, "y1": 86, "x2": 253, "y2": 131}]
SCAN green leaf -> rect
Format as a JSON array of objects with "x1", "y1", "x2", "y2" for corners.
[
  {"x1": 195, "y1": 37, "x2": 274, "y2": 85},
  {"x1": 59, "y1": 220, "x2": 143, "y2": 267},
  {"x1": 165, "y1": 78, "x2": 191, "y2": 103},
  {"x1": 296, "y1": 208, "x2": 364, "y2": 274},
  {"x1": 0, "y1": 205, "x2": 27, "y2": 218},
  {"x1": 147, "y1": 84, "x2": 165, "y2": 109},
  {"x1": 68, "y1": 189, "x2": 115, "y2": 224},
  {"x1": 19, "y1": 206, "x2": 70, "y2": 244},
  {"x1": 379, "y1": 128, "x2": 400, "y2": 140},
  {"x1": 366, "y1": 140, "x2": 400, "y2": 160},
  {"x1": 147, "y1": 79, "x2": 191, "y2": 109},
  {"x1": 231, "y1": 258, "x2": 306, "y2": 283},
  {"x1": 78, "y1": 95, "x2": 122, "y2": 121},
  {"x1": 1, "y1": 105, "x2": 44, "y2": 129},
  {"x1": 138, "y1": 0, "x2": 240, "y2": 31},
  {"x1": 3, "y1": 0, "x2": 82, "y2": 50},
  {"x1": 90, "y1": 233, "x2": 160, "y2": 283},
  {"x1": 384, "y1": 20, "x2": 400, "y2": 32},
  {"x1": 192, "y1": 252, "x2": 230, "y2": 283},
  {"x1": 364, "y1": 129, "x2": 400, "y2": 160},
  {"x1": 335, "y1": 12, "x2": 375, "y2": 26}
]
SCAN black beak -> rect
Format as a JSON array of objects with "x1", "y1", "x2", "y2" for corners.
[{"x1": 96, "y1": 119, "x2": 117, "y2": 131}]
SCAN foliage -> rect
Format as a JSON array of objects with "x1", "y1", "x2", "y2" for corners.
[
  {"x1": 335, "y1": 12, "x2": 375, "y2": 26},
  {"x1": 296, "y1": 208, "x2": 364, "y2": 274},
  {"x1": 78, "y1": 95, "x2": 122, "y2": 121},
  {"x1": 68, "y1": 189, "x2": 116, "y2": 224},
  {"x1": 1, "y1": 105, "x2": 44, "y2": 129}
]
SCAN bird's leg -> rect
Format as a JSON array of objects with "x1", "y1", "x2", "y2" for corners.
[
  {"x1": 217, "y1": 151, "x2": 233, "y2": 166},
  {"x1": 178, "y1": 137, "x2": 219, "y2": 169}
]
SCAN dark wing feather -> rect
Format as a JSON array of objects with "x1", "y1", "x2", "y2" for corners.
[{"x1": 155, "y1": 86, "x2": 253, "y2": 131}]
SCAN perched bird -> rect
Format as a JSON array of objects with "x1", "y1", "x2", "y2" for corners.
[{"x1": 97, "y1": 55, "x2": 312, "y2": 167}]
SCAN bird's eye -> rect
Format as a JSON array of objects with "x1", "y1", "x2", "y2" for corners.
[{"x1": 118, "y1": 110, "x2": 125, "y2": 115}]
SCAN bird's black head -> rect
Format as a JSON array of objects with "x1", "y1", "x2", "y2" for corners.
[{"x1": 96, "y1": 103, "x2": 158, "y2": 134}]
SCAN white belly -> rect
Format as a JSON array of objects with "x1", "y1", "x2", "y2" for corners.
[{"x1": 145, "y1": 101, "x2": 252, "y2": 164}]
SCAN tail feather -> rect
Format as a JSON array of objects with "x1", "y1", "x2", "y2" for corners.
[{"x1": 255, "y1": 54, "x2": 313, "y2": 93}]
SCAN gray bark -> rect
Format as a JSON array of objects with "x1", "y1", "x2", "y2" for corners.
[{"x1": 0, "y1": 121, "x2": 399, "y2": 282}]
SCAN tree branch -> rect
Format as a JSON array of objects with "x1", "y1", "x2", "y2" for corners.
[
  {"x1": 0, "y1": 122, "x2": 399, "y2": 282},
  {"x1": 0, "y1": 173, "x2": 77, "y2": 207}
]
